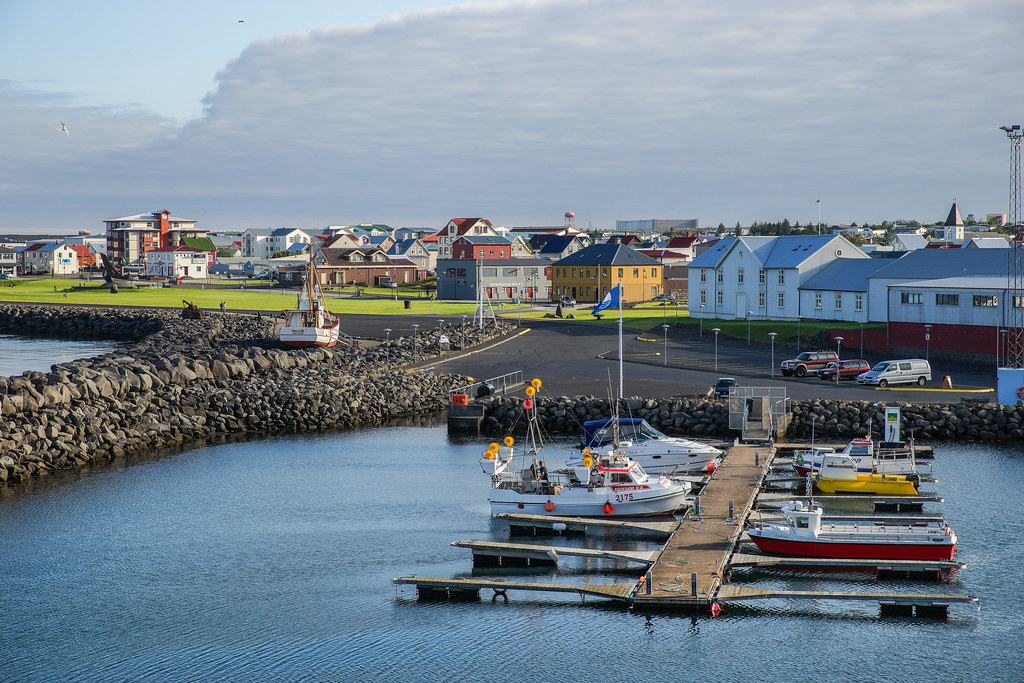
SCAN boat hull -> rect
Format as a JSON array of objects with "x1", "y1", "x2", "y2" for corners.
[
  {"x1": 280, "y1": 327, "x2": 339, "y2": 348},
  {"x1": 489, "y1": 488, "x2": 686, "y2": 518},
  {"x1": 814, "y1": 476, "x2": 918, "y2": 496},
  {"x1": 748, "y1": 533, "x2": 956, "y2": 561}
]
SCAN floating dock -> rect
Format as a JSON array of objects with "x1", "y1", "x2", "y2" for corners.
[
  {"x1": 495, "y1": 512, "x2": 677, "y2": 538},
  {"x1": 451, "y1": 540, "x2": 659, "y2": 567}
]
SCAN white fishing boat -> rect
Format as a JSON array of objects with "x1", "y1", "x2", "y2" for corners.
[
  {"x1": 568, "y1": 417, "x2": 722, "y2": 474},
  {"x1": 792, "y1": 437, "x2": 921, "y2": 478},
  {"x1": 279, "y1": 260, "x2": 340, "y2": 348},
  {"x1": 480, "y1": 381, "x2": 690, "y2": 517}
]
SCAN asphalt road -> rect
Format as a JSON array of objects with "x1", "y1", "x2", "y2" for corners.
[{"x1": 341, "y1": 313, "x2": 997, "y2": 402}]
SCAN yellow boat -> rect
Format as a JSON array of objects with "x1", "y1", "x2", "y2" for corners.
[{"x1": 813, "y1": 453, "x2": 919, "y2": 495}]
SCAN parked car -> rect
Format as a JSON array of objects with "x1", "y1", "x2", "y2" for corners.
[
  {"x1": 380, "y1": 279, "x2": 398, "y2": 288},
  {"x1": 817, "y1": 359, "x2": 871, "y2": 381},
  {"x1": 0, "y1": 274, "x2": 12, "y2": 280},
  {"x1": 559, "y1": 295, "x2": 576, "y2": 307},
  {"x1": 714, "y1": 377, "x2": 736, "y2": 396},
  {"x1": 856, "y1": 359, "x2": 932, "y2": 387},
  {"x1": 780, "y1": 350, "x2": 839, "y2": 377},
  {"x1": 653, "y1": 293, "x2": 677, "y2": 302}
]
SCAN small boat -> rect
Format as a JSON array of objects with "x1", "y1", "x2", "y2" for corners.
[
  {"x1": 813, "y1": 453, "x2": 919, "y2": 495},
  {"x1": 569, "y1": 417, "x2": 722, "y2": 474},
  {"x1": 480, "y1": 382, "x2": 690, "y2": 517},
  {"x1": 793, "y1": 437, "x2": 920, "y2": 478},
  {"x1": 279, "y1": 259, "x2": 341, "y2": 348},
  {"x1": 747, "y1": 500, "x2": 957, "y2": 560}
]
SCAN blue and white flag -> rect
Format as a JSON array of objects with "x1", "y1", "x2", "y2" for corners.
[{"x1": 592, "y1": 284, "x2": 621, "y2": 315}]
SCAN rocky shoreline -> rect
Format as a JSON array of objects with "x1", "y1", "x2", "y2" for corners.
[
  {"x1": 0, "y1": 304, "x2": 511, "y2": 487},
  {"x1": 476, "y1": 393, "x2": 1022, "y2": 443}
]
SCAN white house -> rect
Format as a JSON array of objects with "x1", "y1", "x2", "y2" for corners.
[
  {"x1": 22, "y1": 242, "x2": 80, "y2": 275},
  {"x1": 240, "y1": 227, "x2": 312, "y2": 258},
  {"x1": 687, "y1": 234, "x2": 866, "y2": 320},
  {"x1": 145, "y1": 246, "x2": 209, "y2": 279}
]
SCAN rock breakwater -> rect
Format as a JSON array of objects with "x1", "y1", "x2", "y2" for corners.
[{"x1": 0, "y1": 304, "x2": 512, "y2": 486}]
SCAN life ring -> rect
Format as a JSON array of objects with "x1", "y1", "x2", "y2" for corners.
[
  {"x1": 1017, "y1": 387, "x2": 1024, "y2": 400},
  {"x1": 544, "y1": 500, "x2": 554, "y2": 512},
  {"x1": 583, "y1": 456, "x2": 594, "y2": 468},
  {"x1": 603, "y1": 502, "x2": 614, "y2": 515},
  {"x1": 523, "y1": 398, "x2": 534, "y2": 410},
  {"x1": 503, "y1": 436, "x2": 515, "y2": 447}
]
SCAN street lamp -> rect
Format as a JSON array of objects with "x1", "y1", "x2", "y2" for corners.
[
  {"x1": 924, "y1": 324, "x2": 932, "y2": 361},
  {"x1": 411, "y1": 323, "x2": 419, "y2": 358},
  {"x1": 461, "y1": 314, "x2": 467, "y2": 349},
  {"x1": 699, "y1": 304, "x2": 705, "y2": 336},
  {"x1": 746, "y1": 310, "x2": 753, "y2": 344},
  {"x1": 768, "y1": 332, "x2": 777, "y2": 378},
  {"x1": 859, "y1": 321, "x2": 864, "y2": 358},
  {"x1": 796, "y1": 315, "x2": 802, "y2": 351},
  {"x1": 662, "y1": 323, "x2": 669, "y2": 366},
  {"x1": 383, "y1": 328, "x2": 392, "y2": 364},
  {"x1": 833, "y1": 336, "x2": 843, "y2": 386},
  {"x1": 712, "y1": 328, "x2": 721, "y2": 371}
]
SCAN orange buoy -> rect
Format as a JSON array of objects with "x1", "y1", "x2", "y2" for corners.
[
  {"x1": 544, "y1": 500, "x2": 554, "y2": 512},
  {"x1": 710, "y1": 602, "x2": 721, "y2": 617},
  {"x1": 603, "y1": 502, "x2": 614, "y2": 515},
  {"x1": 707, "y1": 462, "x2": 716, "y2": 476},
  {"x1": 503, "y1": 436, "x2": 515, "y2": 447}
]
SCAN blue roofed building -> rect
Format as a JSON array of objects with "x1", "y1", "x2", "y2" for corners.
[{"x1": 799, "y1": 258, "x2": 892, "y2": 323}]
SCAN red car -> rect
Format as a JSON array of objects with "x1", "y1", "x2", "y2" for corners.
[{"x1": 817, "y1": 359, "x2": 871, "y2": 381}]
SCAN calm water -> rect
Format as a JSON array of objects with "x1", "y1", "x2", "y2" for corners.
[
  {"x1": 0, "y1": 422, "x2": 1021, "y2": 683},
  {"x1": 0, "y1": 334, "x2": 127, "y2": 376}
]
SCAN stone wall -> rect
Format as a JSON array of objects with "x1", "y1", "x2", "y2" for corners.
[{"x1": 0, "y1": 304, "x2": 513, "y2": 486}]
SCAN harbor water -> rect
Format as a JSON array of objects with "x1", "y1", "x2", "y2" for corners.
[
  {"x1": 0, "y1": 421, "x2": 1021, "y2": 682},
  {"x1": 0, "y1": 334, "x2": 127, "y2": 377}
]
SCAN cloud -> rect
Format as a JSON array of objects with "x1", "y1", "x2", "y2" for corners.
[{"x1": 2, "y1": 0, "x2": 1023, "y2": 231}]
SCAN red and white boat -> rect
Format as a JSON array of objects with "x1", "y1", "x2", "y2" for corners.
[
  {"x1": 280, "y1": 260, "x2": 340, "y2": 348},
  {"x1": 746, "y1": 500, "x2": 957, "y2": 560}
]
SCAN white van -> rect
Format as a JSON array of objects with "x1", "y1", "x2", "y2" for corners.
[{"x1": 856, "y1": 359, "x2": 931, "y2": 387}]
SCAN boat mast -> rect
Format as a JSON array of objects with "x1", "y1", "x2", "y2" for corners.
[{"x1": 618, "y1": 278, "x2": 623, "y2": 399}]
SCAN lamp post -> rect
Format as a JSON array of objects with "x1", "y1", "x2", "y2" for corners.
[
  {"x1": 769, "y1": 332, "x2": 777, "y2": 378},
  {"x1": 662, "y1": 323, "x2": 669, "y2": 366},
  {"x1": 924, "y1": 324, "x2": 932, "y2": 361},
  {"x1": 1001, "y1": 328, "x2": 1008, "y2": 367},
  {"x1": 461, "y1": 314, "x2": 467, "y2": 349},
  {"x1": 383, "y1": 328, "x2": 391, "y2": 364},
  {"x1": 816, "y1": 197, "x2": 822, "y2": 235},
  {"x1": 833, "y1": 336, "x2": 843, "y2": 386},
  {"x1": 746, "y1": 310, "x2": 753, "y2": 344},
  {"x1": 859, "y1": 321, "x2": 864, "y2": 358},
  {"x1": 796, "y1": 315, "x2": 802, "y2": 351},
  {"x1": 712, "y1": 328, "x2": 721, "y2": 371},
  {"x1": 699, "y1": 304, "x2": 705, "y2": 336},
  {"x1": 411, "y1": 323, "x2": 419, "y2": 358}
]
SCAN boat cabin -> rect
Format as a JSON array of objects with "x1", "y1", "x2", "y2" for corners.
[
  {"x1": 584, "y1": 418, "x2": 666, "y2": 449},
  {"x1": 782, "y1": 501, "x2": 823, "y2": 536}
]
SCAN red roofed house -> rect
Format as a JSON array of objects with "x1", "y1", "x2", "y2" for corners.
[
  {"x1": 69, "y1": 243, "x2": 97, "y2": 269},
  {"x1": 436, "y1": 218, "x2": 498, "y2": 259}
]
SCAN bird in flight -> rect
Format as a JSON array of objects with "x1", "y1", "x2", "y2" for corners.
[{"x1": 59, "y1": 121, "x2": 70, "y2": 135}]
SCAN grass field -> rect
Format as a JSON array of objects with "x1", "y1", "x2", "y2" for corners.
[{"x1": 0, "y1": 276, "x2": 883, "y2": 344}]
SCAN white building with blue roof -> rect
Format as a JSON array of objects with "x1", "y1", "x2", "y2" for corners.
[
  {"x1": 799, "y1": 258, "x2": 893, "y2": 323},
  {"x1": 687, "y1": 234, "x2": 865, "y2": 320}
]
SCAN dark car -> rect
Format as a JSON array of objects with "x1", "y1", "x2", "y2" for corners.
[
  {"x1": 817, "y1": 359, "x2": 871, "y2": 381},
  {"x1": 713, "y1": 377, "x2": 736, "y2": 396}
]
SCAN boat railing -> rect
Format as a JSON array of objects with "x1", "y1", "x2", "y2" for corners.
[{"x1": 450, "y1": 371, "x2": 524, "y2": 400}]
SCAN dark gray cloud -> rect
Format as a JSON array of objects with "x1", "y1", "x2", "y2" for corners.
[{"x1": 2, "y1": 0, "x2": 1022, "y2": 231}]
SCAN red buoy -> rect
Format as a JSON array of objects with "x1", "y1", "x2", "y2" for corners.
[
  {"x1": 518, "y1": 503, "x2": 525, "y2": 509},
  {"x1": 544, "y1": 500, "x2": 554, "y2": 512},
  {"x1": 603, "y1": 502, "x2": 614, "y2": 515},
  {"x1": 523, "y1": 398, "x2": 534, "y2": 410}
]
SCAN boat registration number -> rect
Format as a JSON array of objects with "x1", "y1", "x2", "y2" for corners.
[{"x1": 614, "y1": 492, "x2": 634, "y2": 502}]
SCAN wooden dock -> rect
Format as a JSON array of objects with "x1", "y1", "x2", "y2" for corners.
[
  {"x1": 632, "y1": 443, "x2": 770, "y2": 609},
  {"x1": 727, "y1": 552, "x2": 964, "y2": 573},
  {"x1": 391, "y1": 576, "x2": 635, "y2": 602},
  {"x1": 451, "y1": 540, "x2": 659, "y2": 567},
  {"x1": 495, "y1": 512, "x2": 677, "y2": 538}
]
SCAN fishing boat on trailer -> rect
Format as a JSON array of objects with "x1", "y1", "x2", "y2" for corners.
[
  {"x1": 568, "y1": 417, "x2": 722, "y2": 474},
  {"x1": 792, "y1": 437, "x2": 921, "y2": 478},
  {"x1": 480, "y1": 380, "x2": 690, "y2": 518},
  {"x1": 279, "y1": 260, "x2": 341, "y2": 348},
  {"x1": 747, "y1": 500, "x2": 957, "y2": 560}
]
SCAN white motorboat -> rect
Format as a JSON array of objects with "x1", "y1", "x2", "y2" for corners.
[
  {"x1": 792, "y1": 437, "x2": 921, "y2": 478},
  {"x1": 480, "y1": 383, "x2": 690, "y2": 517},
  {"x1": 568, "y1": 417, "x2": 722, "y2": 474},
  {"x1": 279, "y1": 259, "x2": 340, "y2": 348}
]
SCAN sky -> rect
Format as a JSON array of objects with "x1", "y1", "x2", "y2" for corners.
[{"x1": 2, "y1": 0, "x2": 1023, "y2": 234}]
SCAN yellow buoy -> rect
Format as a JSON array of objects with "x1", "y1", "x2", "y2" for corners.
[
  {"x1": 525, "y1": 386, "x2": 535, "y2": 397},
  {"x1": 484, "y1": 451, "x2": 494, "y2": 460},
  {"x1": 489, "y1": 442, "x2": 499, "y2": 451},
  {"x1": 503, "y1": 436, "x2": 515, "y2": 447},
  {"x1": 583, "y1": 457, "x2": 594, "y2": 468},
  {"x1": 531, "y1": 378, "x2": 542, "y2": 389}
]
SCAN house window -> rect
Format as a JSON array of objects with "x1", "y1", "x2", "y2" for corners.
[
  {"x1": 618, "y1": 268, "x2": 623, "y2": 278},
  {"x1": 973, "y1": 295, "x2": 998, "y2": 307},
  {"x1": 651, "y1": 268, "x2": 657, "y2": 277},
  {"x1": 488, "y1": 250, "x2": 494, "y2": 256},
  {"x1": 716, "y1": 289, "x2": 723, "y2": 306},
  {"x1": 778, "y1": 292, "x2": 785, "y2": 308},
  {"x1": 700, "y1": 269, "x2": 707, "y2": 283},
  {"x1": 1015, "y1": 295, "x2": 1024, "y2": 308},
  {"x1": 700, "y1": 290, "x2": 706, "y2": 306},
  {"x1": 737, "y1": 268, "x2": 744, "y2": 284},
  {"x1": 634, "y1": 268, "x2": 639, "y2": 278},
  {"x1": 855, "y1": 293, "x2": 863, "y2": 311},
  {"x1": 777, "y1": 270, "x2": 784, "y2": 285},
  {"x1": 815, "y1": 292, "x2": 822, "y2": 309},
  {"x1": 758, "y1": 291, "x2": 765, "y2": 308},
  {"x1": 834, "y1": 292, "x2": 842, "y2": 310},
  {"x1": 900, "y1": 292, "x2": 923, "y2": 305},
  {"x1": 758, "y1": 269, "x2": 765, "y2": 284},
  {"x1": 936, "y1": 293, "x2": 959, "y2": 306},
  {"x1": 586, "y1": 268, "x2": 591, "y2": 278},
  {"x1": 716, "y1": 269, "x2": 723, "y2": 283}
]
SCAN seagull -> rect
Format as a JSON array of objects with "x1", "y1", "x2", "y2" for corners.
[{"x1": 59, "y1": 121, "x2": 69, "y2": 135}]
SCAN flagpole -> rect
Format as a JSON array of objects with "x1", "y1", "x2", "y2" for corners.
[{"x1": 618, "y1": 279, "x2": 623, "y2": 400}]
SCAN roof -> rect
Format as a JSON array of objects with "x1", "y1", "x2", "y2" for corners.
[
  {"x1": 454, "y1": 235, "x2": 511, "y2": 245},
  {"x1": 869, "y1": 246, "x2": 1013, "y2": 280},
  {"x1": 387, "y1": 238, "x2": 422, "y2": 254},
  {"x1": 890, "y1": 275, "x2": 1011, "y2": 290},
  {"x1": 388, "y1": 257, "x2": 416, "y2": 267},
  {"x1": 638, "y1": 249, "x2": 690, "y2": 260},
  {"x1": 553, "y1": 244, "x2": 660, "y2": 267},
  {"x1": 271, "y1": 227, "x2": 306, "y2": 237},
  {"x1": 962, "y1": 237, "x2": 1010, "y2": 249},
  {"x1": 181, "y1": 236, "x2": 216, "y2": 251},
  {"x1": 944, "y1": 202, "x2": 964, "y2": 227},
  {"x1": 528, "y1": 234, "x2": 553, "y2": 250},
  {"x1": 799, "y1": 258, "x2": 892, "y2": 292},
  {"x1": 538, "y1": 235, "x2": 577, "y2": 254},
  {"x1": 894, "y1": 234, "x2": 928, "y2": 250},
  {"x1": 666, "y1": 235, "x2": 700, "y2": 249},
  {"x1": 107, "y1": 212, "x2": 195, "y2": 223},
  {"x1": 688, "y1": 235, "x2": 856, "y2": 270}
]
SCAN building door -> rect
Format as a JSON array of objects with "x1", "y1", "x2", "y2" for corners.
[{"x1": 736, "y1": 292, "x2": 746, "y2": 320}]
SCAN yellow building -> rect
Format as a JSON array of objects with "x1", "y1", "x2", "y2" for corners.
[{"x1": 551, "y1": 244, "x2": 662, "y2": 304}]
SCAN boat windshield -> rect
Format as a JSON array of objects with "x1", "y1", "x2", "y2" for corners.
[{"x1": 620, "y1": 421, "x2": 667, "y2": 443}]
